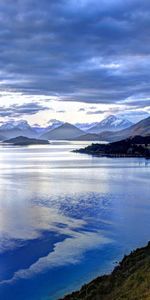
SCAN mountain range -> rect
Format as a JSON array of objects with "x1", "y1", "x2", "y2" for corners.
[
  {"x1": 41, "y1": 122, "x2": 85, "y2": 140},
  {"x1": 0, "y1": 120, "x2": 36, "y2": 139},
  {"x1": 87, "y1": 115, "x2": 133, "y2": 133},
  {"x1": 69, "y1": 116, "x2": 150, "y2": 142},
  {"x1": 0, "y1": 115, "x2": 149, "y2": 142},
  {"x1": 97, "y1": 116, "x2": 150, "y2": 142},
  {"x1": 32, "y1": 120, "x2": 64, "y2": 135},
  {"x1": 75, "y1": 122, "x2": 99, "y2": 132},
  {"x1": 0, "y1": 119, "x2": 64, "y2": 140}
]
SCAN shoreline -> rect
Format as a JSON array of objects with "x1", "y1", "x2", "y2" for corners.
[
  {"x1": 73, "y1": 150, "x2": 150, "y2": 159},
  {"x1": 59, "y1": 241, "x2": 150, "y2": 300},
  {"x1": 73, "y1": 136, "x2": 150, "y2": 159}
]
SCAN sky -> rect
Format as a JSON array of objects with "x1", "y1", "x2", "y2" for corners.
[{"x1": 0, "y1": 0, "x2": 150, "y2": 125}]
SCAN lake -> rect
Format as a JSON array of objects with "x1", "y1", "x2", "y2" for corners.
[{"x1": 0, "y1": 141, "x2": 150, "y2": 300}]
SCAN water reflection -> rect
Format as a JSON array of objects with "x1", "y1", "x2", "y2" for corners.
[{"x1": 0, "y1": 142, "x2": 149, "y2": 300}]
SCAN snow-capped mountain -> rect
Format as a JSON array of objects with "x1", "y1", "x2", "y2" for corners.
[
  {"x1": 0, "y1": 116, "x2": 134, "y2": 140},
  {"x1": 0, "y1": 120, "x2": 31, "y2": 131},
  {"x1": 98, "y1": 116, "x2": 150, "y2": 142},
  {"x1": 45, "y1": 120, "x2": 64, "y2": 132},
  {"x1": 33, "y1": 120, "x2": 64, "y2": 135},
  {"x1": 75, "y1": 122, "x2": 99, "y2": 132},
  {"x1": 88, "y1": 115, "x2": 133, "y2": 134},
  {"x1": 0, "y1": 120, "x2": 37, "y2": 139},
  {"x1": 0, "y1": 119, "x2": 65, "y2": 140}
]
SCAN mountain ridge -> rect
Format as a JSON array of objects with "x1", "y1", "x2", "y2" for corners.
[
  {"x1": 98, "y1": 116, "x2": 150, "y2": 142},
  {"x1": 0, "y1": 120, "x2": 37, "y2": 139},
  {"x1": 40, "y1": 122, "x2": 85, "y2": 140},
  {"x1": 88, "y1": 115, "x2": 133, "y2": 133},
  {"x1": 73, "y1": 116, "x2": 150, "y2": 142},
  {"x1": 0, "y1": 116, "x2": 149, "y2": 141}
]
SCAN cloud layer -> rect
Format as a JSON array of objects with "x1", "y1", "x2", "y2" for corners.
[
  {"x1": 0, "y1": 102, "x2": 49, "y2": 117},
  {"x1": 0, "y1": 0, "x2": 150, "y2": 110}
]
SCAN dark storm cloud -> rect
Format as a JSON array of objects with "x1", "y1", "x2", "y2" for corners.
[
  {"x1": 0, "y1": 0, "x2": 150, "y2": 107},
  {"x1": 0, "y1": 102, "x2": 49, "y2": 117}
]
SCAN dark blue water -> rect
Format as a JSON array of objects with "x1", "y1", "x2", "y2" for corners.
[{"x1": 0, "y1": 142, "x2": 149, "y2": 300}]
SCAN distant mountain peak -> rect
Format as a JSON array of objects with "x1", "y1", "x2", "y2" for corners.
[
  {"x1": 62, "y1": 122, "x2": 76, "y2": 128},
  {"x1": 0, "y1": 119, "x2": 36, "y2": 139},
  {"x1": 103, "y1": 115, "x2": 117, "y2": 121},
  {"x1": 0, "y1": 120, "x2": 31, "y2": 130},
  {"x1": 98, "y1": 115, "x2": 150, "y2": 142},
  {"x1": 88, "y1": 115, "x2": 133, "y2": 134},
  {"x1": 40, "y1": 122, "x2": 85, "y2": 140},
  {"x1": 75, "y1": 122, "x2": 99, "y2": 131}
]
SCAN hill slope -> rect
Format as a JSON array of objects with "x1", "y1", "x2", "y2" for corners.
[
  {"x1": 88, "y1": 115, "x2": 133, "y2": 133},
  {"x1": 41, "y1": 123, "x2": 85, "y2": 140},
  {"x1": 98, "y1": 116, "x2": 150, "y2": 142},
  {"x1": 72, "y1": 133, "x2": 100, "y2": 141},
  {"x1": 74, "y1": 136, "x2": 150, "y2": 158},
  {"x1": 60, "y1": 242, "x2": 150, "y2": 300}
]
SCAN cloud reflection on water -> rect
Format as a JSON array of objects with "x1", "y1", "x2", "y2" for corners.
[{"x1": 0, "y1": 204, "x2": 111, "y2": 284}]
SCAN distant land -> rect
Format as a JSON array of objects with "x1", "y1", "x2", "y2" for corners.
[
  {"x1": 73, "y1": 116, "x2": 150, "y2": 142},
  {"x1": 0, "y1": 119, "x2": 64, "y2": 140},
  {"x1": 0, "y1": 120, "x2": 36, "y2": 139},
  {"x1": 40, "y1": 122, "x2": 85, "y2": 140},
  {"x1": 75, "y1": 115, "x2": 133, "y2": 133},
  {"x1": 60, "y1": 241, "x2": 150, "y2": 300},
  {"x1": 74, "y1": 136, "x2": 150, "y2": 158},
  {"x1": 3, "y1": 136, "x2": 49, "y2": 146},
  {"x1": 0, "y1": 115, "x2": 149, "y2": 142},
  {"x1": 87, "y1": 115, "x2": 133, "y2": 133},
  {"x1": 72, "y1": 133, "x2": 101, "y2": 141},
  {"x1": 96, "y1": 116, "x2": 150, "y2": 142}
]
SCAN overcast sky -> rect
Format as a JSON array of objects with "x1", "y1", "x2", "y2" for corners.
[{"x1": 0, "y1": 0, "x2": 150, "y2": 125}]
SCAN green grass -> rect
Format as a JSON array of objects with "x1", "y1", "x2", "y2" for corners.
[{"x1": 60, "y1": 242, "x2": 150, "y2": 300}]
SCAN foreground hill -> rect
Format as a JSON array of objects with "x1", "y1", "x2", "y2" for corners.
[
  {"x1": 41, "y1": 122, "x2": 85, "y2": 140},
  {"x1": 74, "y1": 136, "x2": 150, "y2": 158},
  {"x1": 3, "y1": 136, "x2": 49, "y2": 146},
  {"x1": 88, "y1": 115, "x2": 133, "y2": 133},
  {"x1": 98, "y1": 116, "x2": 150, "y2": 142},
  {"x1": 60, "y1": 241, "x2": 150, "y2": 300}
]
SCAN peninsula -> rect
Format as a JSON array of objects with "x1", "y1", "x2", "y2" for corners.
[{"x1": 74, "y1": 136, "x2": 150, "y2": 158}]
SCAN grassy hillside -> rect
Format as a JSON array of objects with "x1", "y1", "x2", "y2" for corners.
[{"x1": 60, "y1": 242, "x2": 150, "y2": 300}]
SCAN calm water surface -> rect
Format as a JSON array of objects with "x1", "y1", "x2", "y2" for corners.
[{"x1": 0, "y1": 142, "x2": 150, "y2": 300}]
